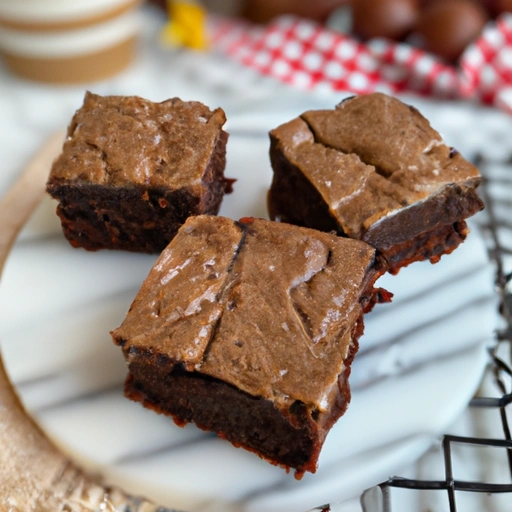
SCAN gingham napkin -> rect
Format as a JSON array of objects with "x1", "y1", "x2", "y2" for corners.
[{"x1": 209, "y1": 12, "x2": 512, "y2": 113}]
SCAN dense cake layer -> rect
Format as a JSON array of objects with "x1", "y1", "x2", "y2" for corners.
[
  {"x1": 111, "y1": 215, "x2": 386, "y2": 476},
  {"x1": 47, "y1": 92, "x2": 229, "y2": 252},
  {"x1": 268, "y1": 93, "x2": 484, "y2": 273}
]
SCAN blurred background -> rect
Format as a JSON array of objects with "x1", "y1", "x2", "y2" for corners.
[{"x1": 0, "y1": 0, "x2": 510, "y2": 84}]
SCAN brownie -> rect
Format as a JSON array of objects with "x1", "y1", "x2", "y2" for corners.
[
  {"x1": 268, "y1": 92, "x2": 484, "y2": 273},
  {"x1": 111, "y1": 215, "x2": 389, "y2": 477},
  {"x1": 46, "y1": 92, "x2": 229, "y2": 253}
]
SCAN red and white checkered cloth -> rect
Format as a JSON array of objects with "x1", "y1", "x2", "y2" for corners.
[{"x1": 209, "y1": 12, "x2": 512, "y2": 113}]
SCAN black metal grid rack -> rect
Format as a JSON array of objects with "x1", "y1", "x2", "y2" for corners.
[
  {"x1": 312, "y1": 156, "x2": 512, "y2": 512},
  {"x1": 364, "y1": 156, "x2": 512, "y2": 512}
]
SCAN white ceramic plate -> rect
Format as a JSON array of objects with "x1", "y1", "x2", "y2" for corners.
[{"x1": 0, "y1": 131, "x2": 496, "y2": 512}]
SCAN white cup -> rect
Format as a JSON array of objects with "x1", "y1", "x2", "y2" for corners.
[{"x1": 0, "y1": 0, "x2": 141, "y2": 83}]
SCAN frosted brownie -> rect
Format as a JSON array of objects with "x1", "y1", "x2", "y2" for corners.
[
  {"x1": 111, "y1": 215, "x2": 390, "y2": 477},
  {"x1": 268, "y1": 93, "x2": 484, "y2": 273},
  {"x1": 47, "y1": 92, "x2": 229, "y2": 252}
]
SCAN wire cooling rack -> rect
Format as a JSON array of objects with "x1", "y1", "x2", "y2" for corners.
[
  {"x1": 369, "y1": 155, "x2": 512, "y2": 512},
  {"x1": 310, "y1": 155, "x2": 512, "y2": 512}
]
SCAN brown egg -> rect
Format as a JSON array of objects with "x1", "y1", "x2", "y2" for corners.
[
  {"x1": 415, "y1": 0, "x2": 489, "y2": 62},
  {"x1": 477, "y1": 0, "x2": 499, "y2": 15},
  {"x1": 352, "y1": 0, "x2": 420, "y2": 40},
  {"x1": 243, "y1": 0, "x2": 350, "y2": 24},
  {"x1": 493, "y1": 0, "x2": 512, "y2": 14}
]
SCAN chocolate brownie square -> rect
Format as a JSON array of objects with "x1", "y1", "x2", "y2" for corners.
[
  {"x1": 111, "y1": 215, "x2": 388, "y2": 477},
  {"x1": 268, "y1": 93, "x2": 484, "y2": 273},
  {"x1": 46, "y1": 92, "x2": 229, "y2": 252}
]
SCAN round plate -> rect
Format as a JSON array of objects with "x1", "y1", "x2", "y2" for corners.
[{"x1": 0, "y1": 143, "x2": 496, "y2": 512}]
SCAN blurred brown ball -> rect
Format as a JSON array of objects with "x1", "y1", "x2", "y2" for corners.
[
  {"x1": 352, "y1": 0, "x2": 420, "y2": 40},
  {"x1": 243, "y1": 0, "x2": 350, "y2": 23},
  {"x1": 415, "y1": 0, "x2": 489, "y2": 62},
  {"x1": 493, "y1": 0, "x2": 512, "y2": 14}
]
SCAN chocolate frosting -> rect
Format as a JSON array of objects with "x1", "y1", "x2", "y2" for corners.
[
  {"x1": 49, "y1": 92, "x2": 227, "y2": 188},
  {"x1": 271, "y1": 93, "x2": 481, "y2": 239},
  {"x1": 113, "y1": 216, "x2": 378, "y2": 412}
]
